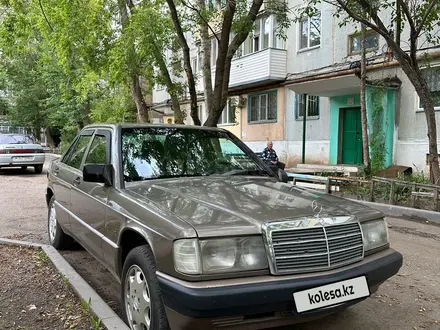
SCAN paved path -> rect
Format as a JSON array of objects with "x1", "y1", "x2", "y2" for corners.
[{"x1": 1, "y1": 162, "x2": 439, "y2": 329}]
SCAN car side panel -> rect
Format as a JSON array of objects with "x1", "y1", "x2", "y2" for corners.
[{"x1": 50, "y1": 161, "x2": 75, "y2": 231}]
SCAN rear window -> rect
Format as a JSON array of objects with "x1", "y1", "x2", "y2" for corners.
[{"x1": 0, "y1": 135, "x2": 35, "y2": 144}]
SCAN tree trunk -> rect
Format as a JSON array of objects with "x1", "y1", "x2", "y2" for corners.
[
  {"x1": 198, "y1": 0, "x2": 213, "y2": 122},
  {"x1": 360, "y1": 23, "x2": 370, "y2": 171},
  {"x1": 152, "y1": 44, "x2": 184, "y2": 124},
  {"x1": 204, "y1": 0, "x2": 264, "y2": 127},
  {"x1": 131, "y1": 75, "x2": 149, "y2": 123},
  {"x1": 415, "y1": 76, "x2": 440, "y2": 184},
  {"x1": 166, "y1": 0, "x2": 199, "y2": 125}
]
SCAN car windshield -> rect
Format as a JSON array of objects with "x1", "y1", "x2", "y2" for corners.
[
  {"x1": 0, "y1": 134, "x2": 35, "y2": 144},
  {"x1": 121, "y1": 127, "x2": 271, "y2": 182}
]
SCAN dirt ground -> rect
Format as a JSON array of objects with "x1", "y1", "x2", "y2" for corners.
[
  {"x1": 0, "y1": 245, "x2": 103, "y2": 330},
  {"x1": 1, "y1": 158, "x2": 440, "y2": 329}
]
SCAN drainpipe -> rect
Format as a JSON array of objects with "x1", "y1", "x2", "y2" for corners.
[{"x1": 302, "y1": 94, "x2": 307, "y2": 164}]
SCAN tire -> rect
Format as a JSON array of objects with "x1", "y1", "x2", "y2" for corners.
[
  {"x1": 21, "y1": 166, "x2": 27, "y2": 170},
  {"x1": 34, "y1": 165, "x2": 43, "y2": 174},
  {"x1": 121, "y1": 245, "x2": 170, "y2": 330},
  {"x1": 47, "y1": 196, "x2": 74, "y2": 250}
]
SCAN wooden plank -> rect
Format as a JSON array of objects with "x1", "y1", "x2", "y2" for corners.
[
  {"x1": 372, "y1": 176, "x2": 440, "y2": 189},
  {"x1": 411, "y1": 191, "x2": 434, "y2": 197},
  {"x1": 328, "y1": 176, "x2": 370, "y2": 184},
  {"x1": 370, "y1": 180, "x2": 375, "y2": 202},
  {"x1": 286, "y1": 173, "x2": 329, "y2": 183},
  {"x1": 389, "y1": 182, "x2": 396, "y2": 205},
  {"x1": 411, "y1": 183, "x2": 416, "y2": 208}
]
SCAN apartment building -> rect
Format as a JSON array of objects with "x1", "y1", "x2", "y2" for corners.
[{"x1": 152, "y1": 1, "x2": 440, "y2": 173}]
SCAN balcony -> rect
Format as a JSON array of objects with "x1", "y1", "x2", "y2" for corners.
[{"x1": 228, "y1": 48, "x2": 287, "y2": 91}]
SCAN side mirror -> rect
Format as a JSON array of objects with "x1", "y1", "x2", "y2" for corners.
[
  {"x1": 278, "y1": 168, "x2": 289, "y2": 183},
  {"x1": 83, "y1": 164, "x2": 113, "y2": 186}
]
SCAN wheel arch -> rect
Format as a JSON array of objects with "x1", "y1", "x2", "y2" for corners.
[{"x1": 118, "y1": 228, "x2": 154, "y2": 277}]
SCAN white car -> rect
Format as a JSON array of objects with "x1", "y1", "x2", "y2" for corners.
[{"x1": 0, "y1": 134, "x2": 45, "y2": 173}]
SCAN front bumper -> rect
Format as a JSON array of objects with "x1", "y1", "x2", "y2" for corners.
[
  {"x1": 157, "y1": 249, "x2": 402, "y2": 328},
  {"x1": 0, "y1": 154, "x2": 45, "y2": 166}
]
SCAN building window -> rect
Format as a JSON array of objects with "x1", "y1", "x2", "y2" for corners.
[
  {"x1": 191, "y1": 57, "x2": 198, "y2": 73},
  {"x1": 299, "y1": 12, "x2": 321, "y2": 50},
  {"x1": 211, "y1": 38, "x2": 218, "y2": 67},
  {"x1": 197, "y1": 104, "x2": 204, "y2": 123},
  {"x1": 218, "y1": 99, "x2": 236, "y2": 125},
  {"x1": 296, "y1": 94, "x2": 320, "y2": 120},
  {"x1": 349, "y1": 30, "x2": 379, "y2": 55},
  {"x1": 417, "y1": 66, "x2": 440, "y2": 111},
  {"x1": 239, "y1": 14, "x2": 284, "y2": 57},
  {"x1": 248, "y1": 91, "x2": 277, "y2": 123},
  {"x1": 273, "y1": 16, "x2": 285, "y2": 49}
]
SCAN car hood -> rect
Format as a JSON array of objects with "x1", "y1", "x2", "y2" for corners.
[{"x1": 125, "y1": 176, "x2": 383, "y2": 237}]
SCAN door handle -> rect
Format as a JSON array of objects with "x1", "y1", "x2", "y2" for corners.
[
  {"x1": 53, "y1": 167, "x2": 60, "y2": 175},
  {"x1": 73, "y1": 176, "x2": 81, "y2": 185}
]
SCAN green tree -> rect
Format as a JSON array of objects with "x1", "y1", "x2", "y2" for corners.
[
  {"x1": 296, "y1": 0, "x2": 440, "y2": 183},
  {"x1": 165, "y1": 0, "x2": 290, "y2": 126}
]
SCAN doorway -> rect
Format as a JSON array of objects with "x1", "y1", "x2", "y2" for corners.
[{"x1": 341, "y1": 107, "x2": 363, "y2": 165}]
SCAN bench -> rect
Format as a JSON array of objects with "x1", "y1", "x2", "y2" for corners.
[{"x1": 288, "y1": 173, "x2": 333, "y2": 193}]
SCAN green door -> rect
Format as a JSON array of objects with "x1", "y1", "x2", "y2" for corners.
[{"x1": 341, "y1": 108, "x2": 363, "y2": 165}]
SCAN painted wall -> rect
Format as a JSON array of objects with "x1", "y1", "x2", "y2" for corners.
[{"x1": 241, "y1": 87, "x2": 285, "y2": 142}]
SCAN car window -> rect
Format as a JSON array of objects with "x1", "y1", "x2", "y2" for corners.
[
  {"x1": 0, "y1": 134, "x2": 35, "y2": 144},
  {"x1": 66, "y1": 135, "x2": 92, "y2": 170},
  {"x1": 84, "y1": 135, "x2": 108, "y2": 164},
  {"x1": 121, "y1": 127, "x2": 267, "y2": 182}
]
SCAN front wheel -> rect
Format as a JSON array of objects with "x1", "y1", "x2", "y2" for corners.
[
  {"x1": 121, "y1": 245, "x2": 170, "y2": 330},
  {"x1": 47, "y1": 196, "x2": 74, "y2": 250}
]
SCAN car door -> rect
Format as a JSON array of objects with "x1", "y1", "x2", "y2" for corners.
[
  {"x1": 69, "y1": 129, "x2": 112, "y2": 264},
  {"x1": 51, "y1": 131, "x2": 94, "y2": 233}
]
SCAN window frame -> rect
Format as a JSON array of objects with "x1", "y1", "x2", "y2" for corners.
[
  {"x1": 197, "y1": 104, "x2": 204, "y2": 124},
  {"x1": 416, "y1": 64, "x2": 440, "y2": 112},
  {"x1": 298, "y1": 11, "x2": 322, "y2": 51},
  {"x1": 63, "y1": 131, "x2": 95, "y2": 171},
  {"x1": 61, "y1": 130, "x2": 94, "y2": 166},
  {"x1": 295, "y1": 94, "x2": 320, "y2": 120},
  {"x1": 84, "y1": 130, "x2": 112, "y2": 165},
  {"x1": 218, "y1": 98, "x2": 237, "y2": 126},
  {"x1": 248, "y1": 90, "x2": 278, "y2": 124},
  {"x1": 348, "y1": 29, "x2": 379, "y2": 55}
]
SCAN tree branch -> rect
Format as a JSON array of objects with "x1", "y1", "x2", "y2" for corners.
[
  {"x1": 396, "y1": 0, "x2": 416, "y2": 34},
  {"x1": 415, "y1": 0, "x2": 438, "y2": 38},
  {"x1": 38, "y1": 0, "x2": 54, "y2": 32},
  {"x1": 334, "y1": 0, "x2": 413, "y2": 67},
  {"x1": 334, "y1": 0, "x2": 387, "y2": 38},
  {"x1": 228, "y1": 0, "x2": 263, "y2": 57},
  {"x1": 180, "y1": 0, "x2": 220, "y2": 42}
]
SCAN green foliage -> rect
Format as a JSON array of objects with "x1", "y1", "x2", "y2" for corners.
[{"x1": 369, "y1": 87, "x2": 387, "y2": 173}]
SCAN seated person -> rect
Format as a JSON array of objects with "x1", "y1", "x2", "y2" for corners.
[{"x1": 262, "y1": 141, "x2": 285, "y2": 170}]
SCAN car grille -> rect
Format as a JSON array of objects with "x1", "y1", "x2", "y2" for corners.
[{"x1": 265, "y1": 222, "x2": 364, "y2": 275}]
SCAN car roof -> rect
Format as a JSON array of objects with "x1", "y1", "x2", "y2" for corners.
[{"x1": 82, "y1": 123, "x2": 227, "y2": 132}]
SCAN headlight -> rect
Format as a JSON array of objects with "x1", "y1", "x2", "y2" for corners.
[
  {"x1": 173, "y1": 237, "x2": 268, "y2": 275},
  {"x1": 361, "y1": 219, "x2": 389, "y2": 252}
]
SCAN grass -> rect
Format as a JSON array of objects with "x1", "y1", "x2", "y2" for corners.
[{"x1": 81, "y1": 298, "x2": 103, "y2": 330}]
